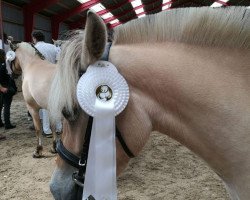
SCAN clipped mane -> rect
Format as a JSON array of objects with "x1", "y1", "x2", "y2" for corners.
[{"x1": 114, "y1": 6, "x2": 250, "y2": 49}]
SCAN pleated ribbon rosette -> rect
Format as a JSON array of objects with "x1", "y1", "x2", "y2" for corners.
[
  {"x1": 6, "y1": 51, "x2": 16, "y2": 62},
  {"x1": 76, "y1": 61, "x2": 129, "y2": 200}
]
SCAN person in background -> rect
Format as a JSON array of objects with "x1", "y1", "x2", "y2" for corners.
[
  {"x1": 7, "y1": 36, "x2": 13, "y2": 43},
  {"x1": 31, "y1": 30, "x2": 62, "y2": 137},
  {"x1": 0, "y1": 33, "x2": 10, "y2": 52},
  {"x1": 0, "y1": 83, "x2": 6, "y2": 141},
  {"x1": 0, "y1": 34, "x2": 5, "y2": 141},
  {"x1": 0, "y1": 49, "x2": 17, "y2": 130}
]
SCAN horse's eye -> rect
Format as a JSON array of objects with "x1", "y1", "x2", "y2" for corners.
[{"x1": 78, "y1": 70, "x2": 85, "y2": 78}]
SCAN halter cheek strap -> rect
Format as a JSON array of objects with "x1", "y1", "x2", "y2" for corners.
[{"x1": 56, "y1": 116, "x2": 135, "y2": 170}]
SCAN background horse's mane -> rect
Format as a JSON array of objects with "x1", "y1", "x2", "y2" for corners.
[
  {"x1": 18, "y1": 42, "x2": 36, "y2": 55},
  {"x1": 114, "y1": 6, "x2": 250, "y2": 49}
]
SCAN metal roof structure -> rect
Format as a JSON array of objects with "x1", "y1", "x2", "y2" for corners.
[{"x1": 2, "y1": 0, "x2": 250, "y2": 41}]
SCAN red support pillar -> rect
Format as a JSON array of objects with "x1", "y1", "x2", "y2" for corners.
[
  {"x1": 23, "y1": 0, "x2": 59, "y2": 42},
  {"x1": 23, "y1": 8, "x2": 34, "y2": 42},
  {"x1": 51, "y1": 19, "x2": 60, "y2": 40},
  {"x1": 0, "y1": 0, "x2": 4, "y2": 47}
]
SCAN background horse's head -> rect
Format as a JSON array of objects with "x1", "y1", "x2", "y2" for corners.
[
  {"x1": 9, "y1": 42, "x2": 40, "y2": 75},
  {"x1": 52, "y1": 39, "x2": 65, "y2": 48},
  {"x1": 9, "y1": 42, "x2": 22, "y2": 75}
]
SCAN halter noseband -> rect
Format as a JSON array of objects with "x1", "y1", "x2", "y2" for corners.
[{"x1": 56, "y1": 43, "x2": 134, "y2": 196}]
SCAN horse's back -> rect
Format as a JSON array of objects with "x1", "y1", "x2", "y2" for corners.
[{"x1": 23, "y1": 60, "x2": 56, "y2": 109}]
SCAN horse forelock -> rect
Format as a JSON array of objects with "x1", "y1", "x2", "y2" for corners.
[
  {"x1": 48, "y1": 32, "x2": 85, "y2": 123},
  {"x1": 113, "y1": 6, "x2": 250, "y2": 49}
]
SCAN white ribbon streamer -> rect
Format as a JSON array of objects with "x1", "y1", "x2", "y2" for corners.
[
  {"x1": 82, "y1": 100, "x2": 117, "y2": 200},
  {"x1": 77, "y1": 61, "x2": 129, "y2": 200}
]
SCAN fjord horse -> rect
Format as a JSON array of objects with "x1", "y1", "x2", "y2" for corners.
[
  {"x1": 11, "y1": 42, "x2": 60, "y2": 157},
  {"x1": 49, "y1": 7, "x2": 250, "y2": 200}
]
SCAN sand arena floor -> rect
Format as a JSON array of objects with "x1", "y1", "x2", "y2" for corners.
[{"x1": 0, "y1": 92, "x2": 229, "y2": 200}]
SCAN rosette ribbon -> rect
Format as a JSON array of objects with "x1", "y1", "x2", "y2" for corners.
[
  {"x1": 76, "y1": 61, "x2": 129, "y2": 200},
  {"x1": 6, "y1": 50, "x2": 16, "y2": 62}
]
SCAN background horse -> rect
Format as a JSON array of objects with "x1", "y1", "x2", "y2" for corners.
[
  {"x1": 49, "y1": 7, "x2": 250, "y2": 200},
  {"x1": 11, "y1": 42, "x2": 60, "y2": 158}
]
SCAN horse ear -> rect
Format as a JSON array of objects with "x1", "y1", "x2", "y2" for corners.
[
  {"x1": 83, "y1": 11, "x2": 107, "y2": 65},
  {"x1": 10, "y1": 42, "x2": 18, "y2": 51}
]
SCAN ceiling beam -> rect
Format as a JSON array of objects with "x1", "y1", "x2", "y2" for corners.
[
  {"x1": 227, "y1": 0, "x2": 249, "y2": 6},
  {"x1": 23, "y1": 0, "x2": 60, "y2": 41},
  {"x1": 109, "y1": 1, "x2": 172, "y2": 28},
  {"x1": 142, "y1": 0, "x2": 163, "y2": 15},
  {"x1": 215, "y1": 0, "x2": 229, "y2": 6},
  {"x1": 52, "y1": 0, "x2": 100, "y2": 23},
  {"x1": 57, "y1": 2, "x2": 71, "y2": 9},
  {"x1": 69, "y1": 0, "x2": 173, "y2": 30},
  {"x1": 52, "y1": 0, "x2": 132, "y2": 33},
  {"x1": 104, "y1": 0, "x2": 170, "y2": 23},
  {"x1": 53, "y1": 0, "x2": 132, "y2": 24},
  {"x1": 24, "y1": 0, "x2": 59, "y2": 13}
]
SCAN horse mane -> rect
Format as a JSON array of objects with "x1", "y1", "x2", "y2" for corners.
[
  {"x1": 48, "y1": 32, "x2": 85, "y2": 123},
  {"x1": 114, "y1": 6, "x2": 250, "y2": 49},
  {"x1": 48, "y1": 7, "x2": 250, "y2": 123},
  {"x1": 18, "y1": 42, "x2": 37, "y2": 55}
]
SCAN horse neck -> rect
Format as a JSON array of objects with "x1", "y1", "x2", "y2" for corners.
[
  {"x1": 16, "y1": 49, "x2": 39, "y2": 72},
  {"x1": 110, "y1": 42, "x2": 250, "y2": 193}
]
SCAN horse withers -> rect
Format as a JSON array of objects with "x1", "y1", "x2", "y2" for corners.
[
  {"x1": 10, "y1": 42, "x2": 61, "y2": 158},
  {"x1": 49, "y1": 7, "x2": 250, "y2": 200}
]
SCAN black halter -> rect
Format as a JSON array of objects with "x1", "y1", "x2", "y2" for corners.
[
  {"x1": 56, "y1": 116, "x2": 134, "y2": 184},
  {"x1": 56, "y1": 43, "x2": 134, "y2": 197}
]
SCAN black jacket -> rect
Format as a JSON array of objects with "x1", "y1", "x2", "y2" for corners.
[{"x1": 0, "y1": 62, "x2": 11, "y2": 87}]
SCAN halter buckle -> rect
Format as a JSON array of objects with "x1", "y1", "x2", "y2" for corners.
[
  {"x1": 79, "y1": 159, "x2": 86, "y2": 167},
  {"x1": 72, "y1": 171, "x2": 85, "y2": 188}
]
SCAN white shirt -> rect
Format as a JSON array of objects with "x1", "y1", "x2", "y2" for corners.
[
  {"x1": 0, "y1": 39, "x2": 12, "y2": 74},
  {"x1": 55, "y1": 46, "x2": 61, "y2": 62},
  {"x1": 35, "y1": 41, "x2": 58, "y2": 64},
  {"x1": 0, "y1": 39, "x2": 11, "y2": 52}
]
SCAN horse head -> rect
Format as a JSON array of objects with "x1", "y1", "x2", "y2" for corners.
[
  {"x1": 49, "y1": 11, "x2": 111, "y2": 200},
  {"x1": 52, "y1": 39, "x2": 65, "y2": 48},
  {"x1": 48, "y1": 9, "x2": 145, "y2": 199},
  {"x1": 8, "y1": 42, "x2": 22, "y2": 76},
  {"x1": 8, "y1": 42, "x2": 45, "y2": 76}
]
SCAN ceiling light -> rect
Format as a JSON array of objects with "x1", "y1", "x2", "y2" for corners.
[
  {"x1": 210, "y1": 0, "x2": 228, "y2": 7},
  {"x1": 131, "y1": 0, "x2": 142, "y2": 8},
  {"x1": 135, "y1": 7, "x2": 144, "y2": 14},
  {"x1": 102, "y1": 12, "x2": 113, "y2": 19},
  {"x1": 77, "y1": 0, "x2": 90, "y2": 3},
  {"x1": 109, "y1": 19, "x2": 119, "y2": 24},
  {"x1": 138, "y1": 14, "x2": 146, "y2": 18},
  {"x1": 90, "y1": 3, "x2": 105, "y2": 12},
  {"x1": 162, "y1": 5, "x2": 170, "y2": 10},
  {"x1": 162, "y1": 0, "x2": 171, "y2": 4}
]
